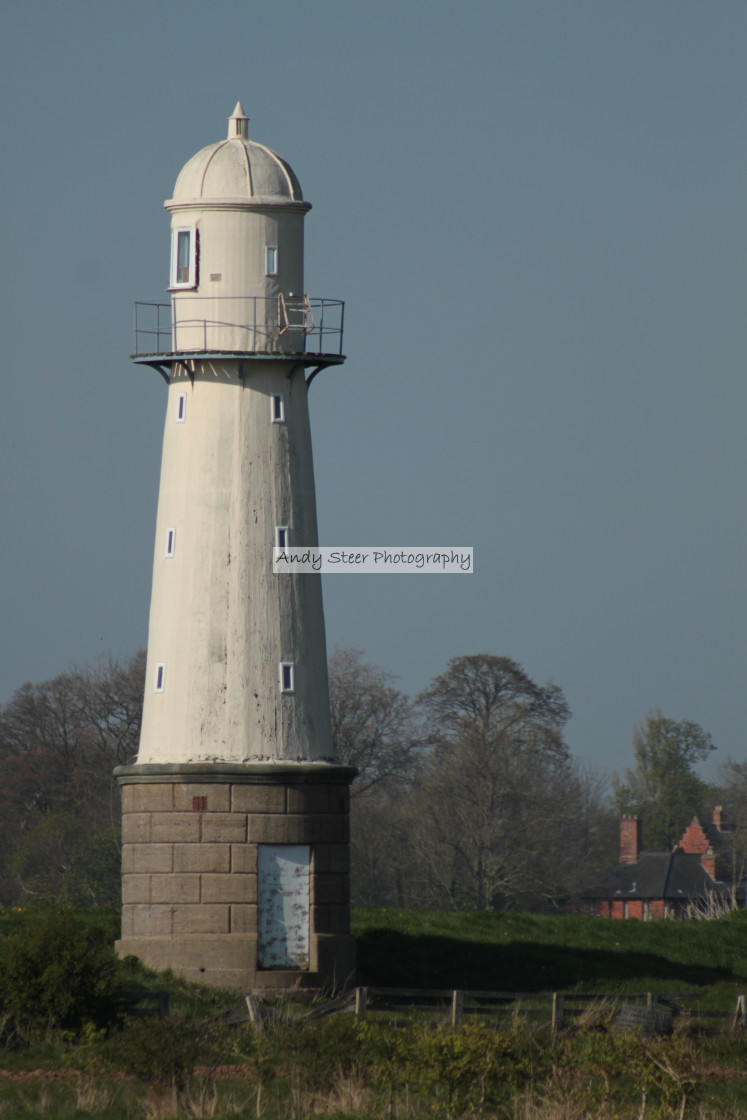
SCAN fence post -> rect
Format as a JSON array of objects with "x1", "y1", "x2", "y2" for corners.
[
  {"x1": 733, "y1": 994, "x2": 746, "y2": 1029},
  {"x1": 355, "y1": 987, "x2": 368, "y2": 1020},
  {"x1": 245, "y1": 993, "x2": 263, "y2": 1031},
  {"x1": 451, "y1": 990, "x2": 464, "y2": 1026},
  {"x1": 551, "y1": 992, "x2": 564, "y2": 1033}
]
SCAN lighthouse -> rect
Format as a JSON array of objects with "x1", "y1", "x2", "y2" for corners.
[{"x1": 115, "y1": 104, "x2": 356, "y2": 993}]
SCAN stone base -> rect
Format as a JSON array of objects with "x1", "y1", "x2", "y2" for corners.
[
  {"x1": 115, "y1": 762, "x2": 357, "y2": 993},
  {"x1": 115, "y1": 932, "x2": 357, "y2": 994}
]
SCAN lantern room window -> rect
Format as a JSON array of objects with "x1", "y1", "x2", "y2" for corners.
[{"x1": 170, "y1": 228, "x2": 197, "y2": 289}]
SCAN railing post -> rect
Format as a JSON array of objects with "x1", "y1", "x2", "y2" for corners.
[
  {"x1": 451, "y1": 990, "x2": 464, "y2": 1026},
  {"x1": 355, "y1": 986, "x2": 368, "y2": 1020}
]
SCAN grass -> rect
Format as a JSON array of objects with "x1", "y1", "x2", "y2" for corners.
[
  {"x1": 2, "y1": 906, "x2": 747, "y2": 1116},
  {"x1": 353, "y1": 908, "x2": 747, "y2": 1006}
]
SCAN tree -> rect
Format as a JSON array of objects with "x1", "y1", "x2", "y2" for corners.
[
  {"x1": 613, "y1": 710, "x2": 715, "y2": 851},
  {"x1": 0, "y1": 651, "x2": 145, "y2": 904},
  {"x1": 328, "y1": 646, "x2": 422, "y2": 795},
  {"x1": 711, "y1": 759, "x2": 747, "y2": 892},
  {"x1": 411, "y1": 654, "x2": 578, "y2": 910},
  {"x1": 10, "y1": 811, "x2": 121, "y2": 906}
]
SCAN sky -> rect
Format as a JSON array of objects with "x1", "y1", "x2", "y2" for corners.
[{"x1": 1, "y1": 0, "x2": 745, "y2": 785}]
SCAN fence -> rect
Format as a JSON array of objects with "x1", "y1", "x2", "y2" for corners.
[
  {"x1": 232, "y1": 987, "x2": 744, "y2": 1033},
  {"x1": 133, "y1": 296, "x2": 344, "y2": 357}
]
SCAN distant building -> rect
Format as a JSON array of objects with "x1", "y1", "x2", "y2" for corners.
[{"x1": 585, "y1": 808, "x2": 738, "y2": 919}]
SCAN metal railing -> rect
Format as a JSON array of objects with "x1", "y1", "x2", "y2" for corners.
[{"x1": 133, "y1": 295, "x2": 344, "y2": 357}]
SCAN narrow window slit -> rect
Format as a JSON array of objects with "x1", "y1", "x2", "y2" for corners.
[{"x1": 280, "y1": 662, "x2": 295, "y2": 693}]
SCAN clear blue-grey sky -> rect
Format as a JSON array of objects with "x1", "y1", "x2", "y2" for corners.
[{"x1": 1, "y1": 0, "x2": 745, "y2": 783}]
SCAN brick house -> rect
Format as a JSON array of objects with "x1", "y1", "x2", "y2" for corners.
[{"x1": 586, "y1": 808, "x2": 736, "y2": 919}]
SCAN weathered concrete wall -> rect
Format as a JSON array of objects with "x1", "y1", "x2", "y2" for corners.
[
  {"x1": 167, "y1": 207, "x2": 306, "y2": 353},
  {"x1": 138, "y1": 358, "x2": 331, "y2": 765},
  {"x1": 116, "y1": 764, "x2": 356, "y2": 991}
]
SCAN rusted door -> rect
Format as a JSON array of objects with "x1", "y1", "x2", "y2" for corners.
[{"x1": 257, "y1": 844, "x2": 310, "y2": 969}]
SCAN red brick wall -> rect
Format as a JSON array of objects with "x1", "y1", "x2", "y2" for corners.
[{"x1": 679, "y1": 818, "x2": 709, "y2": 854}]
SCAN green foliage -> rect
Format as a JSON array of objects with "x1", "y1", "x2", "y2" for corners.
[
  {"x1": 0, "y1": 907, "x2": 125, "y2": 1032},
  {"x1": 10, "y1": 812, "x2": 121, "y2": 906},
  {"x1": 553, "y1": 1030, "x2": 701, "y2": 1116},
  {"x1": 614, "y1": 710, "x2": 716, "y2": 849},
  {"x1": 100, "y1": 1016, "x2": 217, "y2": 1091},
  {"x1": 393, "y1": 1021, "x2": 535, "y2": 1115}
]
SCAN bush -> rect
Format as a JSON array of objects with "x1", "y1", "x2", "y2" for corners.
[
  {"x1": 103, "y1": 1016, "x2": 215, "y2": 1092},
  {"x1": 0, "y1": 906, "x2": 125, "y2": 1032}
]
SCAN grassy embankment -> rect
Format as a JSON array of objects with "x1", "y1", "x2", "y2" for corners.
[{"x1": 353, "y1": 907, "x2": 747, "y2": 1007}]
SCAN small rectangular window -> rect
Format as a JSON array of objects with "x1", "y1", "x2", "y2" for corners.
[
  {"x1": 165, "y1": 528, "x2": 176, "y2": 557},
  {"x1": 271, "y1": 394, "x2": 285, "y2": 423},
  {"x1": 176, "y1": 392, "x2": 187, "y2": 422},
  {"x1": 266, "y1": 246, "x2": 278, "y2": 276},
  {"x1": 170, "y1": 228, "x2": 197, "y2": 289},
  {"x1": 275, "y1": 526, "x2": 289, "y2": 549},
  {"x1": 280, "y1": 662, "x2": 295, "y2": 693},
  {"x1": 155, "y1": 663, "x2": 166, "y2": 692}
]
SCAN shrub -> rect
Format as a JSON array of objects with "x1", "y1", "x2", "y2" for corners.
[
  {"x1": 104, "y1": 1016, "x2": 213, "y2": 1092},
  {"x1": 0, "y1": 906, "x2": 124, "y2": 1032}
]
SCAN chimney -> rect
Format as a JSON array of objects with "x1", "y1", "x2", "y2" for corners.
[
  {"x1": 619, "y1": 816, "x2": 642, "y2": 864},
  {"x1": 713, "y1": 806, "x2": 725, "y2": 831}
]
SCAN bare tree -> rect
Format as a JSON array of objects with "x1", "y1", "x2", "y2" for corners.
[
  {"x1": 328, "y1": 646, "x2": 423, "y2": 795},
  {"x1": 712, "y1": 759, "x2": 747, "y2": 893},
  {"x1": 0, "y1": 651, "x2": 145, "y2": 904},
  {"x1": 413, "y1": 654, "x2": 578, "y2": 909}
]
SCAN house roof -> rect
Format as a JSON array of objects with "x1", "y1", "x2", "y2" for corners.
[{"x1": 586, "y1": 850, "x2": 730, "y2": 902}]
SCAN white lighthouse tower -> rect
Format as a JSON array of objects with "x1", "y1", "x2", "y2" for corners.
[{"x1": 115, "y1": 104, "x2": 355, "y2": 993}]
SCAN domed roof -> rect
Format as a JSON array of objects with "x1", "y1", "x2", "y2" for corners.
[{"x1": 166, "y1": 103, "x2": 310, "y2": 210}]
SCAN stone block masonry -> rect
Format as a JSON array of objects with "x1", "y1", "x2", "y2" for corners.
[{"x1": 116, "y1": 762, "x2": 356, "y2": 992}]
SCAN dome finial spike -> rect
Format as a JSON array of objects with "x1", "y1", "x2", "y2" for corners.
[{"x1": 228, "y1": 101, "x2": 249, "y2": 140}]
